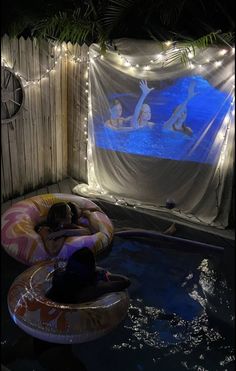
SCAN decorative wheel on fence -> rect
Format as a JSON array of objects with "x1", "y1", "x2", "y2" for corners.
[{"x1": 1, "y1": 66, "x2": 25, "y2": 124}]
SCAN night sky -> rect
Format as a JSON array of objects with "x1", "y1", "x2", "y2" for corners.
[{"x1": 1, "y1": 0, "x2": 235, "y2": 40}]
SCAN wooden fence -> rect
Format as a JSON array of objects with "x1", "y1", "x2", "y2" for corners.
[{"x1": 1, "y1": 35, "x2": 88, "y2": 201}]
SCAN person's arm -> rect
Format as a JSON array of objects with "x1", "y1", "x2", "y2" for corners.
[
  {"x1": 37, "y1": 226, "x2": 66, "y2": 256},
  {"x1": 105, "y1": 119, "x2": 115, "y2": 128},
  {"x1": 47, "y1": 227, "x2": 91, "y2": 240},
  {"x1": 123, "y1": 115, "x2": 133, "y2": 123},
  {"x1": 105, "y1": 118, "x2": 133, "y2": 130},
  {"x1": 131, "y1": 80, "x2": 154, "y2": 128}
]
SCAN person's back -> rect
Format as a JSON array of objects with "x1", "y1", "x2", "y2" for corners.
[{"x1": 46, "y1": 247, "x2": 130, "y2": 304}]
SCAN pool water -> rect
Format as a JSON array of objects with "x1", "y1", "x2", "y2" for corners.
[{"x1": 1, "y1": 237, "x2": 234, "y2": 371}]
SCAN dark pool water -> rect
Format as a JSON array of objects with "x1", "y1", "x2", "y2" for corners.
[
  {"x1": 94, "y1": 75, "x2": 232, "y2": 165},
  {"x1": 1, "y1": 237, "x2": 235, "y2": 371}
]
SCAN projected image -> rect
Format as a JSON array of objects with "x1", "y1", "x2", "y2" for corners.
[{"x1": 93, "y1": 75, "x2": 232, "y2": 164}]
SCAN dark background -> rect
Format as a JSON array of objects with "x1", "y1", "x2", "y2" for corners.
[{"x1": 1, "y1": 0, "x2": 235, "y2": 41}]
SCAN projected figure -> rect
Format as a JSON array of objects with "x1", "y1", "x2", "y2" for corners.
[
  {"x1": 105, "y1": 99, "x2": 132, "y2": 129},
  {"x1": 131, "y1": 80, "x2": 155, "y2": 128},
  {"x1": 163, "y1": 81, "x2": 196, "y2": 136},
  {"x1": 105, "y1": 80, "x2": 154, "y2": 130}
]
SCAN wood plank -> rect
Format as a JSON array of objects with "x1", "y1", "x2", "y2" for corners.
[
  {"x1": 11, "y1": 195, "x2": 25, "y2": 205},
  {"x1": 47, "y1": 183, "x2": 60, "y2": 193},
  {"x1": 1, "y1": 200, "x2": 12, "y2": 214},
  {"x1": 33, "y1": 37, "x2": 44, "y2": 186},
  {"x1": 1, "y1": 125, "x2": 13, "y2": 200},
  {"x1": 54, "y1": 41, "x2": 63, "y2": 181},
  {"x1": 67, "y1": 177, "x2": 79, "y2": 192},
  {"x1": 48, "y1": 41, "x2": 57, "y2": 183},
  {"x1": 67, "y1": 42, "x2": 75, "y2": 178},
  {"x1": 58, "y1": 178, "x2": 73, "y2": 194},
  {"x1": 36, "y1": 187, "x2": 48, "y2": 195},
  {"x1": 79, "y1": 43, "x2": 89, "y2": 183},
  {"x1": 1, "y1": 35, "x2": 13, "y2": 200},
  {"x1": 8, "y1": 37, "x2": 21, "y2": 195},
  {"x1": 39, "y1": 38, "x2": 52, "y2": 184},
  {"x1": 19, "y1": 37, "x2": 32, "y2": 192},
  {"x1": 23, "y1": 191, "x2": 38, "y2": 199},
  {"x1": 61, "y1": 41, "x2": 68, "y2": 178},
  {"x1": 25, "y1": 37, "x2": 37, "y2": 189},
  {"x1": 1, "y1": 157, "x2": 5, "y2": 202}
]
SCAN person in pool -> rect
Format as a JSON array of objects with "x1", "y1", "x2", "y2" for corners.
[
  {"x1": 172, "y1": 109, "x2": 193, "y2": 136},
  {"x1": 105, "y1": 80, "x2": 155, "y2": 130},
  {"x1": 131, "y1": 80, "x2": 155, "y2": 128},
  {"x1": 35, "y1": 202, "x2": 100, "y2": 257},
  {"x1": 163, "y1": 80, "x2": 196, "y2": 136},
  {"x1": 105, "y1": 99, "x2": 133, "y2": 129},
  {"x1": 46, "y1": 247, "x2": 131, "y2": 304}
]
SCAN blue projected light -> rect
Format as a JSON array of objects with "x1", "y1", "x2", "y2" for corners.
[{"x1": 93, "y1": 76, "x2": 232, "y2": 164}]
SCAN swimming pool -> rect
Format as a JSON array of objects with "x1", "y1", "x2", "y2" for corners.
[{"x1": 1, "y1": 234, "x2": 234, "y2": 371}]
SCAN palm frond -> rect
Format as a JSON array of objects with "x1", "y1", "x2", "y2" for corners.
[
  {"x1": 32, "y1": 9, "x2": 95, "y2": 44},
  {"x1": 102, "y1": 0, "x2": 135, "y2": 30},
  {"x1": 163, "y1": 31, "x2": 235, "y2": 66},
  {"x1": 157, "y1": 0, "x2": 188, "y2": 26}
]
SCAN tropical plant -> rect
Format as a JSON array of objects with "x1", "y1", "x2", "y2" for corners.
[{"x1": 3, "y1": 0, "x2": 235, "y2": 57}]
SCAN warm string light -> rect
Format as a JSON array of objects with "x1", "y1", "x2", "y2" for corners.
[
  {"x1": 110, "y1": 43, "x2": 234, "y2": 71},
  {"x1": 1, "y1": 42, "x2": 96, "y2": 88},
  {"x1": 214, "y1": 98, "x2": 234, "y2": 211},
  {"x1": 1, "y1": 47, "x2": 63, "y2": 87},
  {"x1": 2, "y1": 41, "x2": 233, "y2": 88},
  {"x1": 82, "y1": 51, "x2": 90, "y2": 148},
  {"x1": 217, "y1": 94, "x2": 234, "y2": 168}
]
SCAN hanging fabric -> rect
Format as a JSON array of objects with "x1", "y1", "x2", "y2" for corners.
[{"x1": 74, "y1": 39, "x2": 235, "y2": 228}]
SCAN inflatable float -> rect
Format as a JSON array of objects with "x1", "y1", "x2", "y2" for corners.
[
  {"x1": 8, "y1": 260, "x2": 129, "y2": 344},
  {"x1": 1, "y1": 193, "x2": 114, "y2": 265}
]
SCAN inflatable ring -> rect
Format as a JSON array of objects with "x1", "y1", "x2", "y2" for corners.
[
  {"x1": 1, "y1": 193, "x2": 114, "y2": 265},
  {"x1": 8, "y1": 260, "x2": 130, "y2": 344}
]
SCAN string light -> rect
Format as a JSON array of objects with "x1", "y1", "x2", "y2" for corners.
[
  {"x1": 1, "y1": 41, "x2": 234, "y2": 81},
  {"x1": 94, "y1": 42, "x2": 234, "y2": 71},
  {"x1": 2, "y1": 40, "x2": 234, "y2": 185},
  {"x1": 219, "y1": 49, "x2": 227, "y2": 56}
]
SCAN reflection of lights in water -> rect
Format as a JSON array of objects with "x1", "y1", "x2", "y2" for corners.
[
  {"x1": 198, "y1": 259, "x2": 235, "y2": 330},
  {"x1": 112, "y1": 298, "x2": 223, "y2": 353}
]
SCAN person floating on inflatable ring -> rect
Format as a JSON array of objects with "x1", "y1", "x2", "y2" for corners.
[
  {"x1": 35, "y1": 202, "x2": 100, "y2": 257},
  {"x1": 46, "y1": 247, "x2": 131, "y2": 304}
]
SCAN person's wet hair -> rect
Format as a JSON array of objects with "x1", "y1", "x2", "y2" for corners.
[
  {"x1": 67, "y1": 202, "x2": 80, "y2": 224},
  {"x1": 66, "y1": 247, "x2": 96, "y2": 281},
  {"x1": 110, "y1": 99, "x2": 121, "y2": 108},
  {"x1": 46, "y1": 202, "x2": 70, "y2": 230}
]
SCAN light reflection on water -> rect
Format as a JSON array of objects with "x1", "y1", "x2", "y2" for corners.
[
  {"x1": 80, "y1": 240, "x2": 235, "y2": 371},
  {"x1": 107, "y1": 297, "x2": 235, "y2": 370},
  {"x1": 2, "y1": 239, "x2": 235, "y2": 371}
]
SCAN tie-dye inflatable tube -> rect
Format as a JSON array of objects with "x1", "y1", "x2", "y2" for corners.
[
  {"x1": 1, "y1": 194, "x2": 114, "y2": 265},
  {"x1": 8, "y1": 260, "x2": 129, "y2": 344}
]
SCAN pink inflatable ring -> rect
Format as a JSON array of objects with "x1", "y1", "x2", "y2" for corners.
[
  {"x1": 1, "y1": 193, "x2": 114, "y2": 265},
  {"x1": 8, "y1": 260, "x2": 129, "y2": 344}
]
